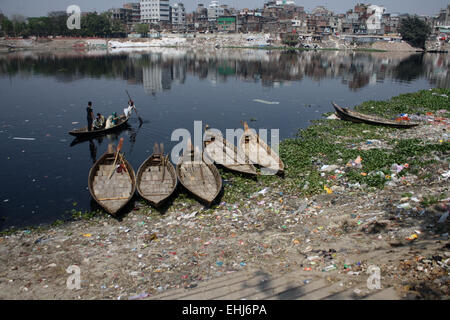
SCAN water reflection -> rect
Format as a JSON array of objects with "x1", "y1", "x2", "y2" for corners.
[{"x1": 0, "y1": 49, "x2": 448, "y2": 90}]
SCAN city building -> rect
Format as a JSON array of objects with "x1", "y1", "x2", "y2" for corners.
[
  {"x1": 123, "y1": 2, "x2": 141, "y2": 23},
  {"x1": 366, "y1": 5, "x2": 386, "y2": 35},
  {"x1": 208, "y1": 0, "x2": 225, "y2": 21},
  {"x1": 109, "y1": 7, "x2": 132, "y2": 22},
  {"x1": 217, "y1": 15, "x2": 237, "y2": 32},
  {"x1": 384, "y1": 13, "x2": 400, "y2": 34},
  {"x1": 276, "y1": 0, "x2": 295, "y2": 5},
  {"x1": 140, "y1": 0, "x2": 170, "y2": 24},
  {"x1": 171, "y1": 3, "x2": 186, "y2": 26},
  {"x1": 307, "y1": 6, "x2": 333, "y2": 34},
  {"x1": 434, "y1": 5, "x2": 450, "y2": 36}
]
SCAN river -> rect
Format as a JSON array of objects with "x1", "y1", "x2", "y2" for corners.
[{"x1": 0, "y1": 48, "x2": 448, "y2": 230}]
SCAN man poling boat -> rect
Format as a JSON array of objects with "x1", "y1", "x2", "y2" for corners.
[
  {"x1": 124, "y1": 100, "x2": 136, "y2": 118},
  {"x1": 125, "y1": 90, "x2": 143, "y2": 124}
]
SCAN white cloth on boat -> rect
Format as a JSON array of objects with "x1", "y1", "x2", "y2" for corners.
[{"x1": 105, "y1": 116, "x2": 113, "y2": 129}]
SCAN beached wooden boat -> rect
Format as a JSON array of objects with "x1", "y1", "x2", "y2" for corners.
[
  {"x1": 204, "y1": 126, "x2": 257, "y2": 175},
  {"x1": 88, "y1": 143, "x2": 136, "y2": 215},
  {"x1": 332, "y1": 102, "x2": 419, "y2": 128},
  {"x1": 136, "y1": 143, "x2": 178, "y2": 207},
  {"x1": 69, "y1": 115, "x2": 129, "y2": 137},
  {"x1": 239, "y1": 122, "x2": 285, "y2": 174},
  {"x1": 176, "y1": 142, "x2": 222, "y2": 205}
]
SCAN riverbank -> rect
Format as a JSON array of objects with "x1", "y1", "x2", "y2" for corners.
[
  {"x1": 0, "y1": 88, "x2": 448, "y2": 299},
  {"x1": 0, "y1": 33, "x2": 435, "y2": 52}
]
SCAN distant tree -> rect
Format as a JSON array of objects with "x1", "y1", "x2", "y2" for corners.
[
  {"x1": 27, "y1": 17, "x2": 53, "y2": 37},
  {"x1": 110, "y1": 19, "x2": 127, "y2": 38},
  {"x1": 135, "y1": 23, "x2": 149, "y2": 35},
  {"x1": 48, "y1": 11, "x2": 69, "y2": 36},
  {"x1": 1, "y1": 15, "x2": 14, "y2": 36},
  {"x1": 399, "y1": 16, "x2": 431, "y2": 49},
  {"x1": 80, "y1": 13, "x2": 111, "y2": 37}
]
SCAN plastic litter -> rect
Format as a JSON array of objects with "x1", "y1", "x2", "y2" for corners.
[
  {"x1": 438, "y1": 212, "x2": 448, "y2": 224},
  {"x1": 406, "y1": 234, "x2": 418, "y2": 241},
  {"x1": 253, "y1": 99, "x2": 280, "y2": 105},
  {"x1": 13, "y1": 137, "x2": 36, "y2": 141},
  {"x1": 322, "y1": 265, "x2": 337, "y2": 272},
  {"x1": 346, "y1": 156, "x2": 362, "y2": 169}
]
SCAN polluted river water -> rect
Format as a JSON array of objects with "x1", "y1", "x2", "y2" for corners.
[{"x1": 0, "y1": 48, "x2": 448, "y2": 230}]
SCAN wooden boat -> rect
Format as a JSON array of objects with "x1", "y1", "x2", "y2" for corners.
[
  {"x1": 332, "y1": 102, "x2": 419, "y2": 128},
  {"x1": 239, "y1": 122, "x2": 285, "y2": 174},
  {"x1": 88, "y1": 141, "x2": 136, "y2": 215},
  {"x1": 203, "y1": 126, "x2": 257, "y2": 175},
  {"x1": 136, "y1": 143, "x2": 178, "y2": 208},
  {"x1": 176, "y1": 142, "x2": 222, "y2": 205},
  {"x1": 69, "y1": 115, "x2": 129, "y2": 137}
]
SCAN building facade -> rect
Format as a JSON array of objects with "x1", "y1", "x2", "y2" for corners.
[
  {"x1": 217, "y1": 16, "x2": 237, "y2": 32},
  {"x1": 171, "y1": 3, "x2": 186, "y2": 25},
  {"x1": 123, "y1": 2, "x2": 141, "y2": 23},
  {"x1": 208, "y1": 1, "x2": 225, "y2": 21},
  {"x1": 140, "y1": 0, "x2": 170, "y2": 24},
  {"x1": 109, "y1": 8, "x2": 132, "y2": 22}
]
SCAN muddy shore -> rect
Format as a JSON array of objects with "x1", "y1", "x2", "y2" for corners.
[{"x1": 0, "y1": 88, "x2": 448, "y2": 300}]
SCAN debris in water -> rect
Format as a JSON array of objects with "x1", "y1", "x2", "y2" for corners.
[
  {"x1": 13, "y1": 137, "x2": 36, "y2": 141},
  {"x1": 253, "y1": 99, "x2": 280, "y2": 105}
]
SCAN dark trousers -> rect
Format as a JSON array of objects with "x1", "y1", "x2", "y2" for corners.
[{"x1": 87, "y1": 118, "x2": 93, "y2": 131}]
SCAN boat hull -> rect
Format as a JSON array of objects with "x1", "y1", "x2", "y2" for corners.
[
  {"x1": 204, "y1": 131, "x2": 257, "y2": 176},
  {"x1": 136, "y1": 154, "x2": 178, "y2": 208},
  {"x1": 332, "y1": 102, "x2": 419, "y2": 128},
  {"x1": 176, "y1": 152, "x2": 222, "y2": 205},
  {"x1": 88, "y1": 151, "x2": 136, "y2": 215},
  {"x1": 69, "y1": 116, "x2": 129, "y2": 138},
  {"x1": 238, "y1": 124, "x2": 284, "y2": 175}
]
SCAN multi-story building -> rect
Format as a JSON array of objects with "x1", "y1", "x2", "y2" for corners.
[
  {"x1": 109, "y1": 8, "x2": 132, "y2": 22},
  {"x1": 433, "y1": 5, "x2": 450, "y2": 36},
  {"x1": 217, "y1": 15, "x2": 237, "y2": 32},
  {"x1": 140, "y1": 0, "x2": 170, "y2": 24},
  {"x1": 123, "y1": 3, "x2": 141, "y2": 23},
  {"x1": 276, "y1": 0, "x2": 295, "y2": 5},
  {"x1": 208, "y1": 0, "x2": 225, "y2": 21},
  {"x1": 383, "y1": 13, "x2": 400, "y2": 34},
  {"x1": 435, "y1": 5, "x2": 450, "y2": 27},
  {"x1": 307, "y1": 6, "x2": 333, "y2": 34},
  {"x1": 366, "y1": 5, "x2": 386, "y2": 35},
  {"x1": 171, "y1": 3, "x2": 186, "y2": 26}
]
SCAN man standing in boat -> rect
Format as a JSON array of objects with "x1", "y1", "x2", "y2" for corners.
[{"x1": 86, "y1": 101, "x2": 94, "y2": 131}]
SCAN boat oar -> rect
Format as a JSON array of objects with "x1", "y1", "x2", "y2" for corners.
[
  {"x1": 160, "y1": 143, "x2": 166, "y2": 182},
  {"x1": 118, "y1": 151, "x2": 133, "y2": 184},
  {"x1": 195, "y1": 145, "x2": 205, "y2": 184},
  {"x1": 125, "y1": 90, "x2": 143, "y2": 124},
  {"x1": 109, "y1": 137, "x2": 124, "y2": 179}
]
